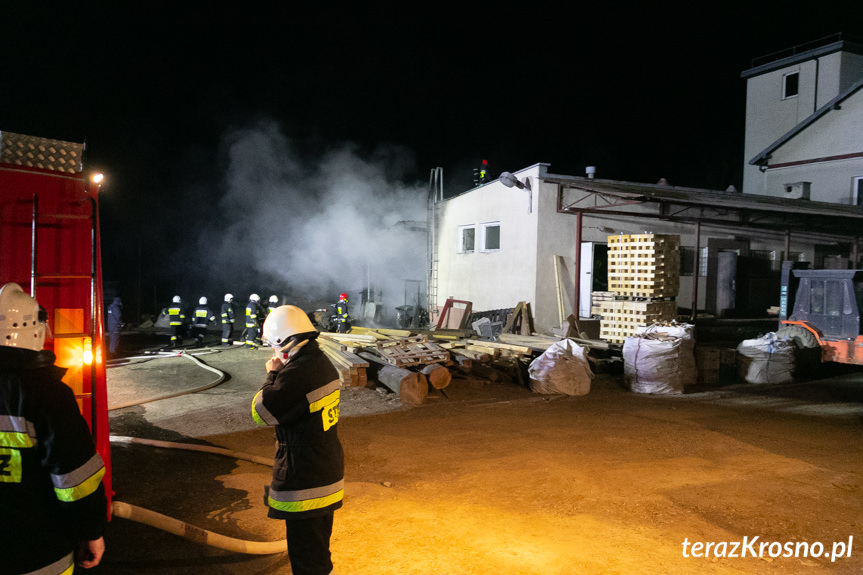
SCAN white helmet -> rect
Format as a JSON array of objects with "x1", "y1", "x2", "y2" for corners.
[
  {"x1": 199, "y1": 297, "x2": 208, "y2": 306},
  {"x1": 250, "y1": 293, "x2": 260, "y2": 302},
  {"x1": 269, "y1": 295, "x2": 278, "y2": 304},
  {"x1": 0, "y1": 283, "x2": 47, "y2": 351},
  {"x1": 172, "y1": 295, "x2": 181, "y2": 303},
  {"x1": 263, "y1": 305, "x2": 316, "y2": 347},
  {"x1": 224, "y1": 293, "x2": 233, "y2": 302}
]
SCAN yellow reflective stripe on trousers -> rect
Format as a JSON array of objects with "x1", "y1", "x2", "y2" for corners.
[
  {"x1": 52, "y1": 453, "x2": 106, "y2": 502},
  {"x1": 269, "y1": 480, "x2": 344, "y2": 513},
  {"x1": 21, "y1": 552, "x2": 74, "y2": 575}
]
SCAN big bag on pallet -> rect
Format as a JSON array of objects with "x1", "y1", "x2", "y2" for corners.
[
  {"x1": 736, "y1": 333, "x2": 794, "y2": 384},
  {"x1": 623, "y1": 325, "x2": 696, "y2": 395},
  {"x1": 528, "y1": 339, "x2": 593, "y2": 395}
]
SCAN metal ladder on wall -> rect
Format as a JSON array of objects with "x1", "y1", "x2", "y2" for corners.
[{"x1": 426, "y1": 167, "x2": 443, "y2": 326}]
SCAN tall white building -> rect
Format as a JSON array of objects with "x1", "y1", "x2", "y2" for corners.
[{"x1": 741, "y1": 34, "x2": 863, "y2": 204}]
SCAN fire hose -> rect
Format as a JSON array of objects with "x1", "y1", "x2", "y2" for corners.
[
  {"x1": 106, "y1": 351, "x2": 287, "y2": 554},
  {"x1": 108, "y1": 436, "x2": 285, "y2": 555},
  {"x1": 106, "y1": 349, "x2": 229, "y2": 411}
]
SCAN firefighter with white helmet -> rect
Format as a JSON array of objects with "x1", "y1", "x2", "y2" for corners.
[
  {"x1": 253, "y1": 305, "x2": 343, "y2": 575},
  {"x1": 191, "y1": 296, "x2": 217, "y2": 347},
  {"x1": 265, "y1": 294, "x2": 279, "y2": 318},
  {"x1": 167, "y1": 294, "x2": 186, "y2": 348},
  {"x1": 221, "y1": 293, "x2": 235, "y2": 346},
  {"x1": 245, "y1": 293, "x2": 263, "y2": 348},
  {"x1": 0, "y1": 283, "x2": 107, "y2": 573}
]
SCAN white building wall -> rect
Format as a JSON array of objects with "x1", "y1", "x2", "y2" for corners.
[
  {"x1": 743, "y1": 52, "x2": 844, "y2": 196},
  {"x1": 762, "y1": 89, "x2": 863, "y2": 203},
  {"x1": 434, "y1": 165, "x2": 542, "y2": 315}
]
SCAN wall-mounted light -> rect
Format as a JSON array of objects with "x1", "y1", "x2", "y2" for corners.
[{"x1": 499, "y1": 172, "x2": 532, "y2": 214}]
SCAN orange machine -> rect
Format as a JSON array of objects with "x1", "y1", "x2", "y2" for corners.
[{"x1": 778, "y1": 261, "x2": 863, "y2": 365}]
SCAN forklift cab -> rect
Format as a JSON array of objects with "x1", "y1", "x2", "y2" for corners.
[
  {"x1": 779, "y1": 262, "x2": 863, "y2": 366},
  {"x1": 786, "y1": 269, "x2": 863, "y2": 340}
]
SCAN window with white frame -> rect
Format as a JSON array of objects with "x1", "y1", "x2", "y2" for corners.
[
  {"x1": 854, "y1": 176, "x2": 863, "y2": 207},
  {"x1": 782, "y1": 71, "x2": 799, "y2": 99},
  {"x1": 480, "y1": 221, "x2": 500, "y2": 252},
  {"x1": 458, "y1": 225, "x2": 475, "y2": 253}
]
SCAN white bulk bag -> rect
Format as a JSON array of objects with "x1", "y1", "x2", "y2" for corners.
[
  {"x1": 623, "y1": 329, "x2": 690, "y2": 395},
  {"x1": 528, "y1": 339, "x2": 593, "y2": 396},
  {"x1": 736, "y1": 333, "x2": 795, "y2": 384}
]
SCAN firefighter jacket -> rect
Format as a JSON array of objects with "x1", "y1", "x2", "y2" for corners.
[
  {"x1": 168, "y1": 302, "x2": 185, "y2": 326},
  {"x1": 0, "y1": 347, "x2": 107, "y2": 575},
  {"x1": 221, "y1": 301, "x2": 235, "y2": 325},
  {"x1": 246, "y1": 301, "x2": 262, "y2": 329},
  {"x1": 194, "y1": 305, "x2": 216, "y2": 328},
  {"x1": 251, "y1": 338, "x2": 344, "y2": 520},
  {"x1": 336, "y1": 299, "x2": 349, "y2": 322}
]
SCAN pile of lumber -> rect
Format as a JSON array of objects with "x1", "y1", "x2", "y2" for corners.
[{"x1": 318, "y1": 336, "x2": 370, "y2": 387}]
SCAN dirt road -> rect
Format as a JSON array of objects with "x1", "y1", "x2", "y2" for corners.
[{"x1": 96, "y1": 345, "x2": 863, "y2": 574}]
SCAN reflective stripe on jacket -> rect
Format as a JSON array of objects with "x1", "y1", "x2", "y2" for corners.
[
  {"x1": 168, "y1": 304, "x2": 185, "y2": 326},
  {"x1": 221, "y1": 302, "x2": 235, "y2": 324},
  {"x1": 251, "y1": 338, "x2": 344, "y2": 520},
  {"x1": 246, "y1": 302, "x2": 260, "y2": 328}
]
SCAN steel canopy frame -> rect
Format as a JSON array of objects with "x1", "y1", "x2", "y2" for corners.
[{"x1": 553, "y1": 178, "x2": 863, "y2": 322}]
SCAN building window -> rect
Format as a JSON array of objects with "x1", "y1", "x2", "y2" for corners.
[
  {"x1": 680, "y1": 247, "x2": 708, "y2": 276},
  {"x1": 480, "y1": 222, "x2": 500, "y2": 252},
  {"x1": 854, "y1": 176, "x2": 863, "y2": 206},
  {"x1": 782, "y1": 71, "x2": 799, "y2": 99},
  {"x1": 458, "y1": 225, "x2": 475, "y2": 253}
]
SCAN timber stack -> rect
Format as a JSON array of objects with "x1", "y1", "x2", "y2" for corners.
[{"x1": 600, "y1": 233, "x2": 680, "y2": 343}]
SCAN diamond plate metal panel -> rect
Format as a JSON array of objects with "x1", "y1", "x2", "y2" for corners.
[{"x1": 0, "y1": 131, "x2": 85, "y2": 173}]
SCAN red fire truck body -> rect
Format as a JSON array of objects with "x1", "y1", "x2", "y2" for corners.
[{"x1": 0, "y1": 130, "x2": 112, "y2": 514}]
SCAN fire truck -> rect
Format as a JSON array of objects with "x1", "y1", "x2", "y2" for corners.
[{"x1": 0, "y1": 130, "x2": 112, "y2": 514}]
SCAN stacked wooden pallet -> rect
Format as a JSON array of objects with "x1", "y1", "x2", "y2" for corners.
[
  {"x1": 607, "y1": 234, "x2": 680, "y2": 297},
  {"x1": 319, "y1": 335, "x2": 370, "y2": 387},
  {"x1": 600, "y1": 234, "x2": 680, "y2": 343},
  {"x1": 375, "y1": 335, "x2": 450, "y2": 368}
]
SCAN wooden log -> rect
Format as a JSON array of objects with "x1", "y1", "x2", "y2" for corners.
[
  {"x1": 421, "y1": 363, "x2": 452, "y2": 390},
  {"x1": 358, "y1": 352, "x2": 427, "y2": 405},
  {"x1": 377, "y1": 365, "x2": 427, "y2": 405}
]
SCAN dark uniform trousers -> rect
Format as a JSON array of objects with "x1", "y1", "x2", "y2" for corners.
[{"x1": 285, "y1": 513, "x2": 335, "y2": 575}]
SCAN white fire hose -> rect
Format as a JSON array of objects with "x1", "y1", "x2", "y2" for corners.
[{"x1": 107, "y1": 348, "x2": 287, "y2": 554}]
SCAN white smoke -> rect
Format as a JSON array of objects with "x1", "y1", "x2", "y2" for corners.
[{"x1": 201, "y1": 119, "x2": 427, "y2": 324}]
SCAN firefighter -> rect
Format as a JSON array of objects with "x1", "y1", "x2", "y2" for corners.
[
  {"x1": 0, "y1": 283, "x2": 108, "y2": 574},
  {"x1": 265, "y1": 294, "x2": 279, "y2": 318},
  {"x1": 334, "y1": 292, "x2": 350, "y2": 333},
  {"x1": 221, "y1": 293, "x2": 235, "y2": 346},
  {"x1": 106, "y1": 296, "x2": 124, "y2": 356},
  {"x1": 167, "y1": 295, "x2": 186, "y2": 348},
  {"x1": 191, "y1": 296, "x2": 217, "y2": 347},
  {"x1": 253, "y1": 305, "x2": 343, "y2": 575},
  {"x1": 245, "y1": 293, "x2": 263, "y2": 348}
]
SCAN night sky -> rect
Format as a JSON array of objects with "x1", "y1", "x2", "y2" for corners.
[{"x1": 2, "y1": 2, "x2": 862, "y2": 320}]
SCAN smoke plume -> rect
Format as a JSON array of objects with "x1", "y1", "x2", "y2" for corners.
[{"x1": 199, "y1": 119, "x2": 428, "y2": 324}]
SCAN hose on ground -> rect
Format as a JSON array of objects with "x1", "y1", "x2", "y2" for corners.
[
  {"x1": 108, "y1": 436, "x2": 284, "y2": 554},
  {"x1": 109, "y1": 435, "x2": 275, "y2": 466},
  {"x1": 111, "y1": 501, "x2": 287, "y2": 555},
  {"x1": 107, "y1": 350, "x2": 229, "y2": 411}
]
